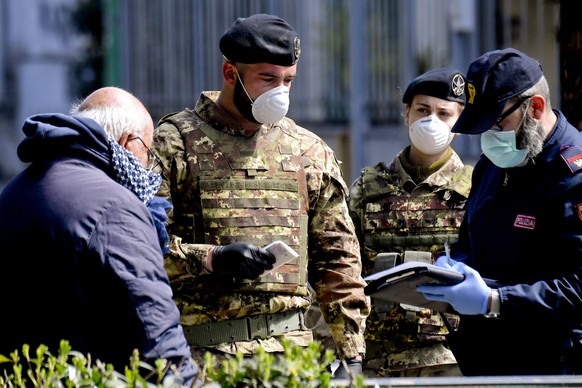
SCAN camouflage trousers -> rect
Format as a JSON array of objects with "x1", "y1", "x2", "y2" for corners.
[
  {"x1": 189, "y1": 329, "x2": 314, "y2": 382},
  {"x1": 191, "y1": 347, "x2": 229, "y2": 376},
  {"x1": 363, "y1": 340, "x2": 462, "y2": 377},
  {"x1": 307, "y1": 301, "x2": 462, "y2": 377},
  {"x1": 304, "y1": 300, "x2": 338, "y2": 355}
]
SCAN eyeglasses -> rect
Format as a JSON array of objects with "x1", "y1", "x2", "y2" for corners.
[
  {"x1": 128, "y1": 136, "x2": 160, "y2": 172},
  {"x1": 491, "y1": 96, "x2": 532, "y2": 132}
]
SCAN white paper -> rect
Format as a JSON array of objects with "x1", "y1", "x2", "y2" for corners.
[{"x1": 264, "y1": 240, "x2": 299, "y2": 270}]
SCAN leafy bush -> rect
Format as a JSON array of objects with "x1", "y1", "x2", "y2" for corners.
[
  {"x1": 0, "y1": 340, "x2": 183, "y2": 387},
  {"x1": 203, "y1": 339, "x2": 335, "y2": 387},
  {"x1": 0, "y1": 339, "x2": 364, "y2": 387}
]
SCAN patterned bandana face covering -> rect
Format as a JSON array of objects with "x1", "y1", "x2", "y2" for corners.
[{"x1": 109, "y1": 138, "x2": 162, "y2": 205}]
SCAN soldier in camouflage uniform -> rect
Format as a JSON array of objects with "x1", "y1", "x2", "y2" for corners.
[
  {"x1": 348, "y1": 68, "x2": 472, "y2": 377},
  {"x1": 151, "y1": 14, "x2": 370, "y2": 378}
]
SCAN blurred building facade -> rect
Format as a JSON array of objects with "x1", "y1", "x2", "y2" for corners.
[
  {"x1": 0, "y1": 0, "x2": 560, "y2": 187},
  {"x1": 0, "y1": 0, "x2": 84, "y2": 185}
]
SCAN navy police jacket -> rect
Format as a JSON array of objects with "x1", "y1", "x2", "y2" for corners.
[
  {"x1": 0, "y1": 114, "x2": 196, "y2": 383},
  {"x1": 451, "y1": 110, "x2": 582, "y2": 375}
]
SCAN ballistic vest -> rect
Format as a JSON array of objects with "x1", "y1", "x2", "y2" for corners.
[
  {"x1": 360, "y1": 161, "x2": 471, "y2": 267},
  {"x1": 359, "y1": 159, "x2": 471, "y2": 341},
  {"x1": 160, "y1": 110, "x2": 309, "y2": 295}
]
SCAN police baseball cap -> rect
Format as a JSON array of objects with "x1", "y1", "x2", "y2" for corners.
[
  {"x1": 219, "y1": 14, "x2": 301, "y2": 66},
  {"x1": 402, "y1": 67, "x2": 466, "y2": 105},
  {"x1": 451, "y1": 48, "x2": 544, "y2": 134}
]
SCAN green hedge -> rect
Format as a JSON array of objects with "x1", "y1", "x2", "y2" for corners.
[{"x1": 0, "y1": 339, "x2": 364, "y2": 387}]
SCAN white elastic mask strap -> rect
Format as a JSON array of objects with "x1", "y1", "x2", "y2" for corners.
[{"x1": 235, "y1": 71, "x2": 255, "y2": 103}]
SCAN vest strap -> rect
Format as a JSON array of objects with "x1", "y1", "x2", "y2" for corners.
[
  {"x1": 200, "y1": 179, "x2": 298, "y2": 191},
  {"x1": 365, "y1": 233, "x2": 458, "y2": 248}
]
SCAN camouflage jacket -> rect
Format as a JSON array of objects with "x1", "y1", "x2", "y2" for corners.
[
  {"x1": 152, "y1": 91, "x2": 370, "y2": 358},
  {"x1": 348, "y1": 146, "x2": 472, "y2": 349}
]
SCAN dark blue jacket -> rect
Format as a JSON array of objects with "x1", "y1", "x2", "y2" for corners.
[
  {"x1": 450, "y1": 110, "x2": 582, "y2": 375},
  {"x1": 0, "y1": 114, "x2": 197, "y2": 384}
]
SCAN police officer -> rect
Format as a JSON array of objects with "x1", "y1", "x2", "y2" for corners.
[
  {"x1": 347, "y1": 68, "x2": 471, "y2": 377},
  {"x1": 151, "y1": 13, "x2": 370, "y2": 379},
  {"x1": 418, "y1": 48, "x2": 582, "y2": 375}
]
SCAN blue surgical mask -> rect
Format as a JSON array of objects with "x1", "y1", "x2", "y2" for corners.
[{"x1": 480, "y1": 130, "x2": 528, "y2": 168}]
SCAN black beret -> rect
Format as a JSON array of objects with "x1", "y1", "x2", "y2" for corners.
[
  {"x1": 402, "y1": 67, "x2": 466, "y2": 105},
  {"x1": 219, "y1": 14, "x2": 301, "y2": 66}
]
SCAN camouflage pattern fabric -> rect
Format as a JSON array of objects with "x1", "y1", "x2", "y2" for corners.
[
  {"x1": 152, "y1": 91, "x2": 370, "y2": 359},
  {"x1": 346, "y1": 146, "x2": 472, "y2": 376},
  {"x1": 364, "y1": 341, "x2": 462, "y2": 377},
  {"x1": 158, "y1": 107, "x2": 310, "y2": 295}
]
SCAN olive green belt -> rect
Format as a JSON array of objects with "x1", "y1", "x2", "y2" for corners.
[{"x1": 183, "y1": 309, "x2": 306, "y2": 347}]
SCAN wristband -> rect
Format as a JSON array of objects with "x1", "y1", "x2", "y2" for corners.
[{"x1": 483, "y1": 289, "x2": 500, "y2": 319}]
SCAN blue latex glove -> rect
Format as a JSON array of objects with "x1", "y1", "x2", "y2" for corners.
[
  {"x1": 434, "y1": 255, "x2": 458, "y2": 269},
  {"x1": 147, "y1": 196, "x2": 172, "y2": 254},
  {"x1": 417, "y1": 261, "x2": 491, "y2": 315}
]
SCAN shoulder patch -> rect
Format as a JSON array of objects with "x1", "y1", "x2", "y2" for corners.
[
  {"x1": 560, "y1": 145, "x2": 582, "y2": 174},
  {"x1": 576, "y1": 203, "x2": 582, "y2": 222}
]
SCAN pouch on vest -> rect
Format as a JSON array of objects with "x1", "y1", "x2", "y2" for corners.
[
  {"x1": 402, "y1": 250, "x2": 433, "y2": 264},
  {"x1": 400, "y1": 250, "x2": 433, "y2": 313},
  {"x1": 372, "y1": 250, "x2": 433, "y2": 319},
  {"x1": 372, "y1": 252, "x2": 402, "y2": 317}
]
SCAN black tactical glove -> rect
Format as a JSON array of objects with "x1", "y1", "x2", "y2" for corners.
[
  {"x1": 333, "y1": 357, "x2": 363, "y2": 380},
  {"x1": 211, "y1": 242, "x2": 276, "y2": 279}
]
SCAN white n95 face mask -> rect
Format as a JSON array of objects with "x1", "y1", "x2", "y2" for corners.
[
  {"x1": 409, "y1": 115, "x2": 454, "y2": 155},
  {"x1": 251, "y1": 86, "x2": 290, "y2": 124}
]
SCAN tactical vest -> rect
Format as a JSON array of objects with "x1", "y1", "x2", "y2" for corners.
[
  {"x1": 360, "y1": 162, "x2": 470, "y2": 341},
  {"x1": 360, "y1": 163, "x2": 470, "y2": 267},
  {"x1": 160, "y1": 110, "x2": 309, "y2": 295}
]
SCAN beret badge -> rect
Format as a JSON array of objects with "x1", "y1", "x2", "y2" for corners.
[
  {"x1": 452, "y1": 74, "x2": 465, "y2": 97},
  {"x1": 294, "y1": 36, "x2": 301, "y2": 63}
]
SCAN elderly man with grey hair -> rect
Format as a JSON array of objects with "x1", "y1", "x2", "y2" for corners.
[{"x1": 0, "y1": 86, "x2": 198, "y2": 386}]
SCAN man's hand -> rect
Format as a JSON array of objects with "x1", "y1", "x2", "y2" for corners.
[
  {"x1": 417, "y1": 261, "x2": 491, "y2": 315},
  {"x1": 211, "y1": 242, "x2": 276, "y2": 279},
  {"x1": 333, "y1": 357, "x2": 363, "y2": 380}
]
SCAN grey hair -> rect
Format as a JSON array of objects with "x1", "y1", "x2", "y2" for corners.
[
  {"x1": 69, "y1": 100, "x2": 148, "y2": 140},
  {"x1": 516, "y1": 76, "x2": 551, "y2": 164},
  {"x1": 519, "y1": 76, "x2": 551, "y2": 109}
]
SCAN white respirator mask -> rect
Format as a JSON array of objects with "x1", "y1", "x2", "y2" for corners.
[
  {"x1": 250, "y1": 86, "x2": 290, "y2": 124},
  {"x1": 408, "y1": 115, "x2": 454, "y2": 155}
]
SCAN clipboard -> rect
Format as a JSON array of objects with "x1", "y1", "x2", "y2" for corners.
[{"x1": 364, "y1": 261, "x2": 465, "y2": 313}]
